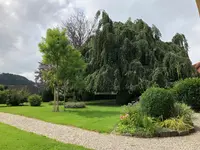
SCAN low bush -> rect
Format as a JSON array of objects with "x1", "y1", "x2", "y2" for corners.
[
  {"x1": 28, "y1": 94, "x2": 42, "y2": 106},
  {"x1": 0, "y1": 90, "x2": 9, "y2": 104},
  {"x1": 65, "y1": 102, "x2": 86, "y2": 108},
  {"x1": 0, "y1": 85, "x2": 5, "y2": 91},
  {"x1": 18, "y1": 89, "x2": 30, "y2": 103},
  {"x1": 140, "y1": 87, "x2": 174, "y2": 119},
  {"x1": 159, "y1": 117, "x2": 193, "y2": 131},
  {"x1": 49, "y1": 101, "x2": 64, "y2": 105},
  {"x1": 6, "y1": 90, "x2": 24, "y2": 106},
  {"x1": 173, "y1": 78, "x2": 200, "y2": 111},
  {"x1": 173, "y1": 102, "x2": 194, "y2": 125}
]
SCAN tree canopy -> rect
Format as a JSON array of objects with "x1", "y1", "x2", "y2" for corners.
[
  {"x1": 83, "y1": 11, "x2": 194, "y2": 104},
  {"x1": 39, "y1": 28, "x2": 86, "y2": 111}
]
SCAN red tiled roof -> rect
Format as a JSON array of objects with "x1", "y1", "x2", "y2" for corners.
[
  {"x1": 197, "y1": 0, "x2": 200, "y2": 15},
  {"x1": 193, "y1": 62, "x2": 200, "y2": 73}
]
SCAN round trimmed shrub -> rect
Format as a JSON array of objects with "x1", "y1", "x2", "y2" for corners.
[
  {"x1": 173, "y1": 78, "x2": 200, "y2": 111},
  {"x1": 140, "y1": 87, "x2": 174, "y2": 119},
  {"x1": 28, "y1": 94, "x2": 42, "y2": 106}
]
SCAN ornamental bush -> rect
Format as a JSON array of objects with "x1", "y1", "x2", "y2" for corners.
[
  {"x1": 0, "y1": 90, "x2": 9, "y2": 104},
  {"x1": 140, "y1": 87, "x2": 174, "y2": 119},
  {"x1": 6, "y1": 90, "x2": 23, "y2": 106},
  {"x1": 28, "y1": 94, "x2": 42, "y2": 106},
  {"x1": 173, "y1": 78, "x2": 200, "y2": 111},
  {"x1": 173, "y1": 102, "x2": 194, "y2": 125}
]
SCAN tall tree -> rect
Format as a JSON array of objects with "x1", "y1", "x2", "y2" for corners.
[
  {"x1": 84, "y1": 11, "x2": 194, "y2": 104},
  {"x1": 39, "y1": 28, "x2": 86, "y2": 111}
]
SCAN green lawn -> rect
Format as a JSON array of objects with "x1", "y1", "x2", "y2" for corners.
[
  {"x1": 0, "y1": 123, "x2": 89, "y2": 150},
  {"x1": 0, "y1": 102, "x2": 121, "y2": 133}
]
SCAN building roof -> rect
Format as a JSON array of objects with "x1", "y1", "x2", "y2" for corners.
[
  {"x1": 193, "y1": 62, "x2": 200, "y2": 73},
  {"x1": 197, "y1": 0, "x2": 200, "y2": 15}
]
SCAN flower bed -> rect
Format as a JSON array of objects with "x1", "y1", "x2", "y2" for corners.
[{"x1": 115, "y1": 102, "x2": 195, "y2": 138}]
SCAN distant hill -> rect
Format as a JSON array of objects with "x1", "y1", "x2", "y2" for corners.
[
  {"x1": 0, "y1": 73, "x2": 34, "y2": 86},
  {"x1": 0, "y1": 73, "x2": 38, "y2": 94}
]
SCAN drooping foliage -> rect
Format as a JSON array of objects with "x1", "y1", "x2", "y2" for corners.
[{"x1": 84, "y1": 11, "x2": 194, "y2": 104}]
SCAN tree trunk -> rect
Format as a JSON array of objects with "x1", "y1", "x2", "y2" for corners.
[
  {"x1": 73, "y1": 90, "x2": 76, "y2": 100},
  {"x1": 63, "y1": 81, "x2": 68, "y2": 111},
  {"x1": 55, "y1": 87, "x2": 59, "y2": 112},
  {"x1": 53, "y1": 87, "x2": 56, "y2": 112}
]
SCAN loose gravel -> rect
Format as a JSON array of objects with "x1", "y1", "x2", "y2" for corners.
[{"x1": 1, "y1": 112, "x2": 200, "y2": 150}]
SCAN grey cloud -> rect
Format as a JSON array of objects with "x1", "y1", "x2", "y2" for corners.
[
  {"x1": 0, "y1": 0, "x2": 70, "y2": 80},
  {"x1": 0, "y1": 0, "x2": 199, "y2": 81}
]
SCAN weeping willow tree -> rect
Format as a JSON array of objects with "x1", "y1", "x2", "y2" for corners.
[{"x1": 84, "y1": 11, "x2": 194, "y2": 104}]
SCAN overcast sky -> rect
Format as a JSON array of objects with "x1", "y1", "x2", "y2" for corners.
[{"x1": 0, "y1": 0, "x2": 199, "y2": 81}]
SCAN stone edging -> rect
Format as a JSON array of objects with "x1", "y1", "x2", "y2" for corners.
[
  {"x1": 157, "y1": 128, "x2": 195, "y2": 137},
  {"x1": 121, "y1": 128, "x2": 195, "y2": 138}
]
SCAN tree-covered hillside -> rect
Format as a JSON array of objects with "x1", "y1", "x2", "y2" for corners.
[{"x1": 0, "y1": 73, "x2": 34, "y2": 85}]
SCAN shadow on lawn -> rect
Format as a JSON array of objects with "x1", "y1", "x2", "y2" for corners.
[{"x1": 66, "y1": 110, "x2": 120, "y2": 118}]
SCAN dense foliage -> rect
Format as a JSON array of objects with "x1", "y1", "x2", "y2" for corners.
[
  {"x1": 0, "y1": 85, "x2": 5, "y2": 91},
  {"x1": 6, "y1": 90, "x2": 24, "y2": 106},
  {"x1": 173, "y1": 78, "x2": 200, "y2": 111},
  {"x1": 0, "y1": 90, "x2": 9, "y2": 104},
  {"x1": 28, "y1": 94, "x2": 42, "y2": 106},
  {"x1": 83, "y1": 11, "x2": 193, "y2": 104},
  {"x1": 140, "y1": 87, "x2": 174, "y2": 119},
  {"x1": 40, "y1": 88, "x2": 54, "y2": 102}
]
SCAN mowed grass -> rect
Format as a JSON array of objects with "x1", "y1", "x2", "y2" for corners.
[
  {"x1": 0, "y1": 101, "x2": 121, "y2": 133},
  {"x1": 0, "y1": 123, "x2": 89, "y2": 150}
]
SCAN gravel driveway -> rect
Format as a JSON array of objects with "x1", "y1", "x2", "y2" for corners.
[{"x1": 0, "y1": 112, "x2": 200, "y2": 150}]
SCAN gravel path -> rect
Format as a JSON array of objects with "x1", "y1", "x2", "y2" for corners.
[{"x1": 1, "y1": 112, "x2": 200, "y2": 150}]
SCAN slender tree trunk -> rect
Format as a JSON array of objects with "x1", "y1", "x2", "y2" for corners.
[
  {"x1": 55, "y1": 86, "x2": 59, "y2": 112},
  {"x1": 53, "y1": 86, "x2": 56, "y2": 112},
  {"x1": 64, "y1": 81, "x2": 66, "y2": 103}
]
